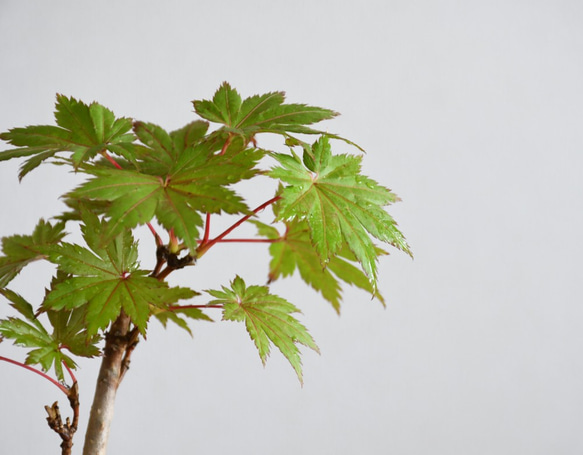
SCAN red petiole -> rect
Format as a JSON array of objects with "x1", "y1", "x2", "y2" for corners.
[
  {"x1": 63, "y1": 361, "x2": 77, "y2": 384},
  {"x1": 169, "y1": 304, "x2": 223, "y2": 310},
  {"x1": 0, "y1": 355, "x2": 69, "y2": 395},
  {"x1": 196, "y1": 195, "x2": 281, "y2": 257}
]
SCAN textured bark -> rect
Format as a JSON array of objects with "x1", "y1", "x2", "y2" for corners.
[
  {"x1": 44, "y1": 384, "x2": 79, "y2": 455},
  {"x1": 83, "y1": 313, "x2": 133, "y2": 455}
]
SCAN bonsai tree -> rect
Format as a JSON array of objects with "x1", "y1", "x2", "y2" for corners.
[{"x1": 0, "y1": 83, "x2": 411, "y2": 454}]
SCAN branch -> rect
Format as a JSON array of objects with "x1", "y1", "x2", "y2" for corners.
[
  {"x1": 63, "y1": 361, "x2": 77, "y2": 384},
  {"x1": 209, "y1": 238, "x2": 280, "y2": 244},
  {"x1": 119, "y1": 326, "x2": 140, "y2": 384},
  {"x1": 101, "y1": 151, "x2": 123, "y2": 170},
  {"x1": 154, "y1": 266, "x2": 174, "y2": 281},
  {"x1": 44, "y1": 382, "x2": 80, "y2": 455},
  {"x1": 219, "y1": 133, "x2": 232, "y2": 156},
  {"x1": 197, "y1": 195, "x2": 281, "y2": 257},
  {"x1": 201, "y1": 213, "x2": 211, "y2": 245},
  {"x1": 83, "y1": 312, "x2": 133, "y2": 455},
  {"x1": 168, "y1": 304, "x2": 223, "y2": 310},
  {"x1": 147, "y1": 222, "x2": 163, "y2": 246},
  {"x1": 0, "y1": 355, "x2": 69, "y2": 395},
  {"x1": 0, "y1": 356, "x2": 79, "y2": 453}
]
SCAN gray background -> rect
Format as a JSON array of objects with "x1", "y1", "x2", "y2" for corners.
[{"x1": 1, "y1": 1, "x2": 582, "y2": 453}]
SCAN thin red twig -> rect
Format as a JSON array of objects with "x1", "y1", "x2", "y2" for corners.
[
  {"x1": 197, "y1": 195, "x2": 281, "y2": 257},
  {"x1": 147, "y1": 223, "x2": 163, "y2": 246},
  {"x1": 169, "y1": 304, "x2": 223, "y2": 310},
  {"x1": 101, "y1": 151, "x2": 123, "y2": 170},
  {"x1": 209, "y1": 238, "x2": 280, "y2": 243},
  {"x1": 62, "y1": 361, "x2": 77, "y2": 384},
  {"x1": 219, "y1": 134, "x2": 232, "y2": 156},
  {"x1": 0, "y1": 355, "x2": 68, "y2": 395},
  {"x1": 201, "y1": 213, "x2": 211, "y2": 245}
]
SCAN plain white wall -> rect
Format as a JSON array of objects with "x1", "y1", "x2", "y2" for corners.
[{"x1": 1, "y1": 1, "x2": 582, "y2": 453}]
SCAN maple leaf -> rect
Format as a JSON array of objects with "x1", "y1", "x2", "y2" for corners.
[
  {"x1": 130, "y1": 120, "x2": 210, "y2": 175},
  {"x1": 0, "y1": 219, "x2": 66, "y2": 287},
  {"x1": 269, "y1": 135, "x2": 411, "y2": 287},
  {"x1": 0, "y1": 288, "x2": 99, "y2": 381},
  {"x1": 193, "y1": 82, "x2": 340, "y2": 141},
  {"x1": 152, "y1": 304, "x2": 213, "y2": 336},
  {"x1": 207, "y1": 276, "x2": 319, "y2": 384},
  {"x1": 41, "y1": 221, "x2": 196, "y2": 335},
  {"x1": 0, "y1": 95, "x2": 135, "y2": 178},
  {"x1": 70, "y1": 136, "x2": 262, "y2": 252},
  {"x1": 252, "y1": 219, "x2": 384, "y2": 313}
]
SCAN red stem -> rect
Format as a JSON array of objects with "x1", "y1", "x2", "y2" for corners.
[
  {"x1": 219, "y1": 134, "x2": 232, "y2": 156},
  {"x1": 147, "y1": 223, "x2": 163, "y2": 246},
  {"x1": 197, "y1": 195, "x2": 281, "y2": 257},
  {"x1": 102, "y1": 151, "x2": 123, "y2": 170},
  {"x1": 155, "y1": 266, "x2": 174, "y2": 282},
  {"x1": 210, "y1": 238, "x2": 280, "y2": 243},
  {"x1": 0, "y1": 355, "x2": 68, "y2": 395},
  {"x1": 63, "y1": 361, "x2": 77, "y2": 384},
  {"x1": 169, "y1": 304, "x2": 223, "y2": 310},
  {"x1": 201, "y1": 213, "x2": 211, "y2": 245}
]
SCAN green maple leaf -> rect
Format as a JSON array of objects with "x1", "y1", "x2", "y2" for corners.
[
  {"x1": 131, "y1": 120, "x2": 210, "y2": 175},
  {"x1": 152, "y1": 304, "x2": 213, "y2": 336},
  {"x1": 269, "y1": 135, "x2": 411, "y2": 287},
  {"x1": 0, "y1": 288, "x2": 99, "y2": 381},
  {"x1": 252, "y1": 219, "x2": 384, "y2": 313},
  {"x1": 47, "y1": 305, "x2": 101, "y2": 360},
  {"x1": 70, "y1": 138, "x2": 262, "y2": 252},
  {"x1": 0, "y1": 95, "x2": 135, "y2": 178},
  {"x1": 0, "y1": 314, "x2": 63, "y2": 377},
  {"x1": 41, "y1": 218, "x2": 196, "y2": 335},
  {"x1": 0, "y1": 219, "x2": 66, "y2": 287},
  {"x1": 207, "y1": 276, "x2": 319, "y2": 384},
  {"x1": 193, "y1": 82, "x2": 340, "y2": 141}
]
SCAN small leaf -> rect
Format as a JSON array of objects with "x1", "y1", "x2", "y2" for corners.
[
  {"x1": 193, "y1": 82, "x2": 242, "y2": 126},
  {"x1": 192, "y1": 84, "x2": 338, "y2": 143},
  {"x1": 0, "y1": 219, "x2": 66, "y2": 286},
  {"x1": 48, "y1": 306, "x2": 101, "y2": 359},
  {"x1": 0, "y1": 288, "x2": 95, "y2": 382},
  {"x1": 153, "y1": 304, "x2": 212, "y2": 336},
  {"x1": 133, "y1": 121, "x2": 176, "y2": 170},
  {"x1": 0, "y1": 288, "x2": 42, "y2": 326},
  {"x1": 171, "y1": 121, "x2": 209, "y2": 154},
  {"x1": 0, "y1": 95, "x2": 135, "y2": 177},
  {"x1": 261, "y1": 219, "x2": 384, "y2": 313},
  {"x1": 208, "y1": 276, "x2": 319, "y2": 384}
]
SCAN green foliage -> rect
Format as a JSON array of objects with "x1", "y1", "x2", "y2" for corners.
[
  {"x1": 0, "y1": 83, "x2": 409, "y2": 384},
  {"x1": 193, "y1": 82, "x2": 337, "y2": 139},
  {"x1": 208, "y1": 276, "x2": 318, "y2": 384},
  {"x1": 152, "y1": 304, "x2": 212, "y2": 336},
  {"x1": 251, "y1": 219, "x2": 385, "y2": 313},
  {"x1": 0, "y1": 287, "x2": 100, "y2": 381},
  {"x1": 0, "y1": 219, "x2": 66, "y2": 287},
  {"x1": 0, "y1": 95, "x2": 135, "y2": 179},
  {"x1": 69, "y1": 141, "x2": 262, "y2": 253},
  {"x1": 41, "y1": 215, "x2": 197, "y2": 336},
  {"x1": 270, "y1": 135, "x2": 411, "y2": 286}
]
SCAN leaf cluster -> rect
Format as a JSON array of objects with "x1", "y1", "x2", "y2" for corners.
[
  {"x1": 0, "y1": 83, "x2": 410, "y2": 382},
  {"x1": 0, "y1": 286, "x2": 100, "y2": 381}
]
